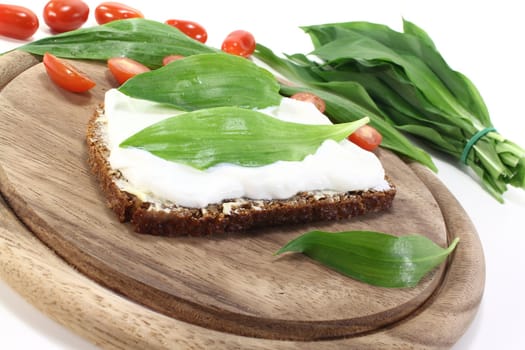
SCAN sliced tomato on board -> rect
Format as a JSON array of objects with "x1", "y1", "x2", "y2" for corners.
[
  {"x1": 43, "y1": 0, "x2": 90, "y2": 33},
  {"x1": 290, "y1": 92, "x2": 326, "y2": 113},
  {"x1": 94, "y1": 2, "x2": 143, "y2": 25},
  {"x1": 348, "y1": 125, "x2": 383, "y2": 151},
  {"x1": 107, "y1": 57, "x2": 150, "y2": 85},
  {"x1": 165, "y1": 19, "x2": 207, "y2": 43},
  {"x1": 0, "y1": 4, "x2": 39, "y2": 40},
  {"x1": 221, "y1": 30, "x2": 256, "y2": 58},
  {"x1": 43, "y1": 52, "x2": 96, "y2": 93}
]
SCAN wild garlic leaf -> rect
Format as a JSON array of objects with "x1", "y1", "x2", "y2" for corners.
[
  {"x1": 120, "y1": 107, "x2": 368, "y2": 170},
  {"x1": 275, "y1": 230, "x2": 459, "y2": 288},
  {"x1": 20, "y1": 19, "x2": 215, "y2": 68},
  {"x1": 118, "y1": 53, "x2": 282, "y2": 111}
]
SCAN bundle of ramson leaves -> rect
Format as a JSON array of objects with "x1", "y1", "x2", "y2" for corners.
[{"x1": 253, "y1": 19, "x2": 525, "y2": 202}]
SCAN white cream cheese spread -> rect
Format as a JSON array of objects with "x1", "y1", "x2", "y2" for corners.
[{"x1": 103, "y1": 89, "x2": 390, "y2": 208}]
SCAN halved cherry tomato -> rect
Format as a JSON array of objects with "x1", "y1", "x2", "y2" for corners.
[
  {"x1": 165, "y1": 19, "x2": 207, "y2": 43},
  {"x1": 108, "y1": 57, "x2": 150, "y2": 85},
  {"x1": 43, "y1": 0, "x2": 89, "y2": 33},
  {"x1": 348, "y1": 125, "x2": 383, "y2": 151},
  {"x1": 43, "y1": 52, "x2": 96, "y2": 93},
  {"x1": 162, "y1": 55, "x2": 184, "y2": 66},
  {"x1": 94, "y1": 2, "x2": 143, "y2": 25},
  {"x1": 221, "y1": 30, "x2": 256, "y2": 58},
  {"x1": 0, "y1": 5, "x2": 39, "y2": 40},
  {"x1": 290, "y1": 92, "x2": 326, "y2": 113}
]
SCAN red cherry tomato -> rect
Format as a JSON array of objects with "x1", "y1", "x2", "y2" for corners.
[
  {"x1": 43, "y1": 52, "x2": 96, "y2": 93},
  {"x1": 290, "y1": 92, "x2": 326, "y2": 113},
  {"x1": 221, "y1": 30, "x2": 256, "y2": 58},
  {"x1": 94, "y1": 2, "x2": 143, "y2": 25},
  {"x1": 0, "y1": 5, "x2": 39, "y2": 40},
  {"x1": 43, "y1": 0, "x2": 89, "y2": 33},
  {"x1": 162, "y1": 55, "x2": 184, "y2": 66},
  {"x1": 108, "y1": 57, "x2": 150, "y2": 85},
  {"x1": 165, "y1": 19, "x2": 207, "y2": 43},
  {"x1": 348, "y1": 125, "x2": 383, "y2": 151}
]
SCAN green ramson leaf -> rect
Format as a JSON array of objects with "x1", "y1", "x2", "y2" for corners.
[
  {"x1": 402, "y1": 19, "x2": 437, "y2": 49},
  {"x1": 254, "y1": 44, "x2": 325, "y2": 83},
  {"x1": 19, "y1": 19, "x2": 215, "y2": 68},
  {"x1": 120, "y1": 107, "x2": 369, "y2": 170},
  {"x1": 275, "y1": 230, "x2": 459, "y2": 288},
  {"x1": 118, "y1": 53, "x2": 282, "y2": 111}
]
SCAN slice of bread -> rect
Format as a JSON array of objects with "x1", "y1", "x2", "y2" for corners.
[{"x1": 87, "y1": 105, "x2": 396, "y2": 236}]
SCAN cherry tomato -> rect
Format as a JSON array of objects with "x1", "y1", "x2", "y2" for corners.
[
  {"x1": 108, "y1": 57, "x2": 150, "y2": 85},
  {"x1": 94, "y1": 2, "x2": 143, "y2": 25},
  {"x1": 290, "y1": 92, "x2": 326, "y2": 113},
  {"x1": 165, "y1": 19, "x2": 207, "y2": 43},
  {"x1": 348, "y1": 125, "x2": 383, "y2": 151},
  {"x1": 0, "y1": 5, "x2": 39, "y2": 40},
  {"x1": 43, "y1": 0, "x2": 89, "y2": 33},
  {"x1": 162, "y1": 55, "x2": 184, "y2": 66},
  {"x1": 221, "y1": 30, "x2": 256, "y2": 58},
  {"x1": 43, "y1": 52, "x2": 96, "y2": 93}
]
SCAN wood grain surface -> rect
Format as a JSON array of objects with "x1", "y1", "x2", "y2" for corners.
[{"x1": 0, "y1": 50, "x2": 485, "y2": 349}]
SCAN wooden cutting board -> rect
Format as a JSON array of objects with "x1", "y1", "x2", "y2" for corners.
[{"x1": 0, "y1": 50, "x2": 484, "y2": 349}]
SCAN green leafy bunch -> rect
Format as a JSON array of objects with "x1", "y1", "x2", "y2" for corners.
[{"x1": 254, "y1": 19, "x2": 525, "y2": 202}]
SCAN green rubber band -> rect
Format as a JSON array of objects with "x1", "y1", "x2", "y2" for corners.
[{"x1": 460, "y1": 127, "x2": 496, "y2": 164}]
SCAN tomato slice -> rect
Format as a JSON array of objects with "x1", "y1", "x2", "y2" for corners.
[
  {"x1": 165, "y1": 19, "x2": 207, "y2": 43},
  {"x1": 94, "y1": 2, "x2": 143, "y2": 25},
  {"x1": 43, "y1": 52, "x2": 96, "y2": 93},
  {"x1": 162, "y1": 55, "x2": 185, "y2": 66},
  {"x1": 290, "y1": 92, "x2": 326, "y2": 113},
  {"x1": 43, "y1": 0, "x2": 90, "y2": 33},
  {"x1": 108, "y1": 57, "x2": 150, "y2": 85},
  {"x1": 348, "y1": 125, "x2": 383, "y2": 151},
  {"x1": 0, "y1": 4, "x2": 39, "y2": 40},
  {"x1": 221, "y1": 30, "x2": 256, "y2": 58}
]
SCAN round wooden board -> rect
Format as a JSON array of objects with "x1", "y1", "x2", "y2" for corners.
[{"x1": 0, "y1": 51, "x2": 484, "y2": 349}]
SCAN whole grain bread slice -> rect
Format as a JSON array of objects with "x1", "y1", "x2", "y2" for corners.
[{"x1": 87, "y1": 106, "x2": 396, "y2": 236}]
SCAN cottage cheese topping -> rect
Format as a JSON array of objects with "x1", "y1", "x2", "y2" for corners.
[{"x1": 104, "y1": 89, "x2": 390, "y2": 208}]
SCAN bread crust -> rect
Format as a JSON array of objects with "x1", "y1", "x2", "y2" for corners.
[{"x1": 87, "y1": 106, "x2": 396, "y2": 236}]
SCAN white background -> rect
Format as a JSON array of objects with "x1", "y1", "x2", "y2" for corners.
[{"x1": 1, "y1": 0, "x2": 524, "y2": 349}]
